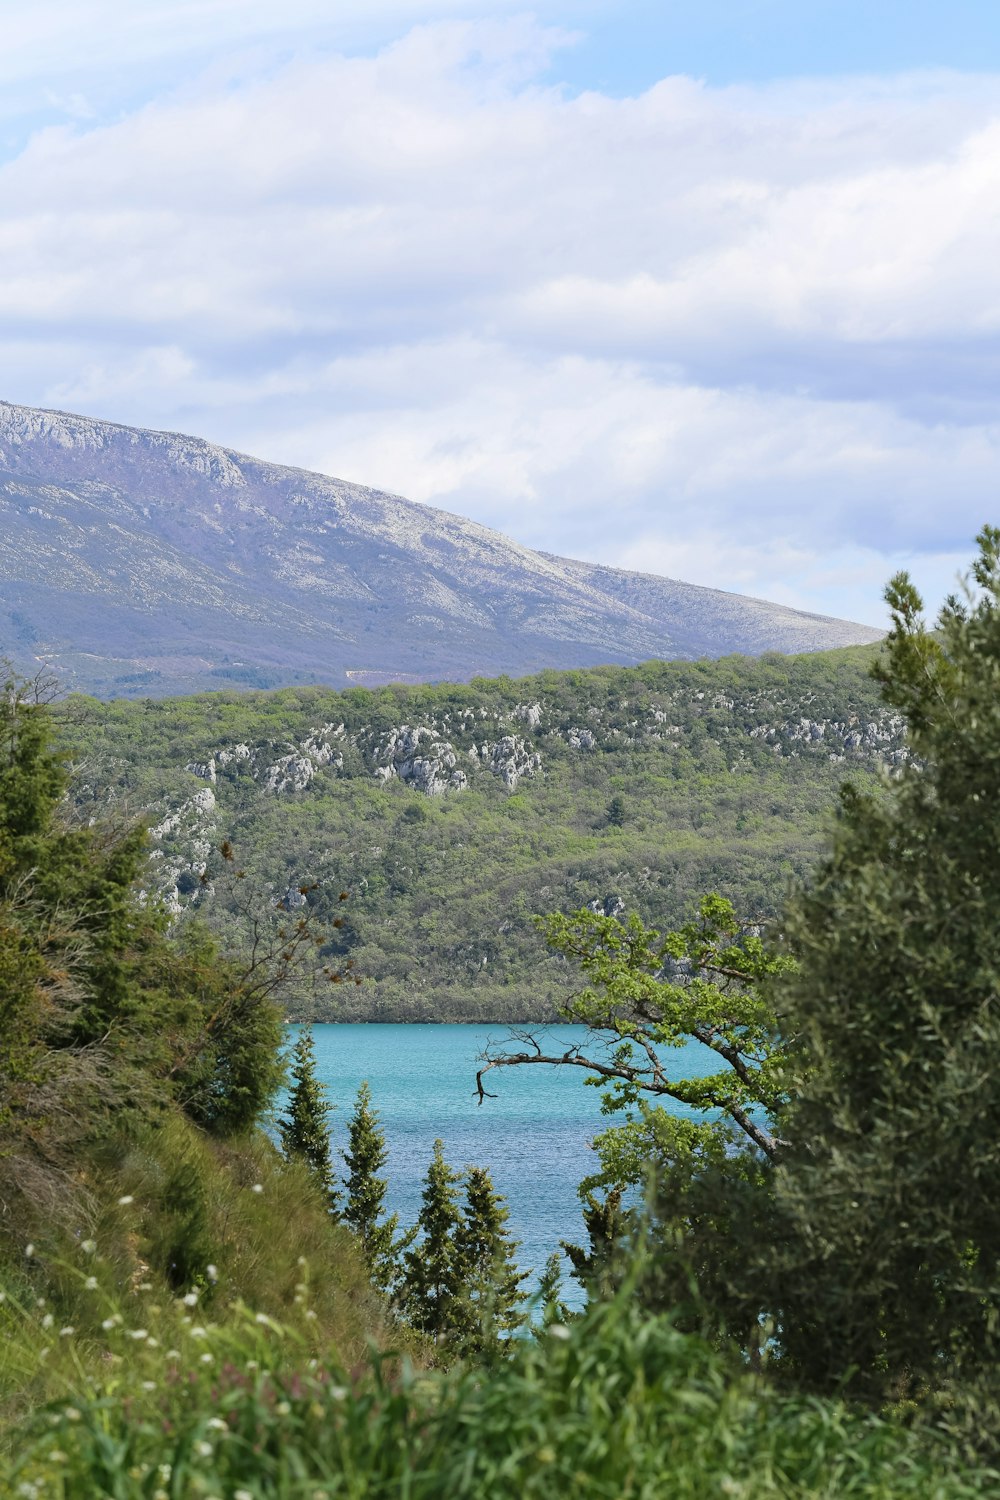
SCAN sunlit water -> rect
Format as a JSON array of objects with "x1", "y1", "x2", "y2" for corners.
[{"x1": 279, "y1": 1023, "x2": 714, "y2": 1302}]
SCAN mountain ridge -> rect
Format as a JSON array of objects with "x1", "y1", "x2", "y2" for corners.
[{"x1": 0, "y1": 400, "x2": 883, "y2": 697}]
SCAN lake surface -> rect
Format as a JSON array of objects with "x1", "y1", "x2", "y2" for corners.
[{"x1": 284, "y1": 1023, "x2": 712, "y2": 1302}]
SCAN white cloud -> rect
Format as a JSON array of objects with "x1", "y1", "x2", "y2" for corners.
[{"x1": 2, "y1": 17, "x2": 999, "y2": 622}]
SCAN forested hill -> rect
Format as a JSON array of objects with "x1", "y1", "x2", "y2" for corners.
[{"x1": 63, "y1": 645, "x2": 903, "y2": 1021}]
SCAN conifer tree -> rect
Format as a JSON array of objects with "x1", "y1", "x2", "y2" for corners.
[
  {"x1": 454, "y1": 1164, "x2": 527, "y2": 1353},
  {"x1": 399, "y1": 1138, "x2": 465, "y2": 1340},
  {"x1": 561, "y1": 1186, "x2": 630, "y2": 1300},
  {"x1": 342, "y1": 1081, "x2": 413, "y2": 1293},
  {"x1": 279, "y1": 1027, "x2": 337, "y2": 1212},
  {"x1": 535, "y1": 1251, "x2": 571, "y2": 1327}
]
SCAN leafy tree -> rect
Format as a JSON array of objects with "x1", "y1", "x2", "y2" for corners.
[
  {"x1": 342, "y1": 1081, "x2": 413, "y2": 1292},
  {"x1": 476, "y1": 894, "x2": 791, "y2": 1335},
  {"x1": 771, "y1": 527, "x2": 1000, "y2": 1402},
  {"x1": 279, "y1": 1027, "x2": 337, "y2": 1212},
  {"x1": 454, "y1": 1165, "x2": 527, "y2": 1353},
  {"x1": 477, "y1": 894, "x2": 791, "y2": 1165},
  {"x1": 399, "y1": 1139, "x2": 465, "y2": 1341}
]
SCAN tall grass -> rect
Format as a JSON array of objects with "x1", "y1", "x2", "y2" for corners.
[{"x1": 4, "y1": 1264, "x2": 993, "y2": 1500}]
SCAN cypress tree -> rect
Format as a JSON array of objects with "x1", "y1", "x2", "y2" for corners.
[
  {"x1": 342, "y1": 1081, "x2": 413, "y2": 1293},
  {"x1": 399, "y1": 1138, "x2": 465, "y2": 1340},
  {"x1": 454, "y1": 1164, "x2": 527, "y2": 1352},
  {"x1": 279, "y1": 1027, "x2": 337, "y2": 1212}
]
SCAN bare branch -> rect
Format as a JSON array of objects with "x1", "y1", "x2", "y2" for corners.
[{"x1": 475, "y1": 1043, "x2": 779, "y2": 1158}]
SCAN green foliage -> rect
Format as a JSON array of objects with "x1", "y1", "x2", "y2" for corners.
[
  {"x1": 399, "y1": 1139, "x2": 466, "y2": 1343},
  {"x1": 453, "y1": 1165, "x2": 527, "y2": 1354},
  {"x1": 771, "y1": 526, "x2": 1000, "y2": 1403},
  {"x1": 5, "y1": 1288, "x2": 993, "y2": 1499},
  {"x1": 560, "y1": 1185, "x2": 631, "y2": 1301},
  {"x1": 0, "y1": 668, "x2": 287, "y2": 1233},
  {"x1": 533, "y1": 1251, "x2": 571, "y2": 1328},
  {"x1": 539, "y1": 893, "x2": 790, "y2": 1143},
  {"x1": 475, "y1": 893, "x2": 793, "y2": 1349},
  {"x1": 606, "y1": 792, "x2": 627, "y2": 827},
  {"x1": 279, "y1": 1027, "x2": 338, "y2": 1212},
  {"x1": 57, "y1": 646, "x2": 897, "y2": 1022},
  {"x1": 149, "y1": 1141, "x2": 215, "y2": 1292},
  {"x1": 342, "y1": 1081, "x2": 414, "y2": 1293}
]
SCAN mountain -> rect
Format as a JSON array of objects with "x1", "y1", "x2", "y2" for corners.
[
  {"x1": 0, "y1": 401, "x2": 883, "y2": 697},
  {"x1": 65, "y1": 646, "x2": 901, "y2": 1021}
]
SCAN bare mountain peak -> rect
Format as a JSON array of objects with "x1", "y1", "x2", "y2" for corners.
[{"x1": 0, "y1": 400, "x2": 882, "y2": 697}]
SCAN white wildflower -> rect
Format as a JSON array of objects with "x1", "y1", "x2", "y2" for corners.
[
  {"x1": 194, "y1": 1439, "x2": 213, "y2": 1457},
  {"x1": 84, "y1": 1276, "x2": 98, "y2": 1291},
  {"x1": 182, "y1": 1291, "x2": 199, "y2": 1307},
  {"x1": 547, "y1": 1323, "x2": 571, "y2": 1341},
  {"x1": 80, "y1": 1239, "x2": 96, "y2": 1254},
  {"x1": 40, "y1": 1313, "x2": 54, "y2": 1330},
  {"x1": 275, "y1": 1401, "x2": 291, "y2": 1416},
  {"x1": 200, "y1": 1352, "x2": 214, "y2": 1365},
  {"x1": 58, "y1": 1325, "x2": 75, "y2": 1337},
  {"x1": 250, "y1": 1183, "x2": 263, "y2": 1193},
  {"x1": 117, "y1": 1195, "x2": 134, "y2": 1206}
]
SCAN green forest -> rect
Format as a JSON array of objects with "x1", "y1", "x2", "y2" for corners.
[
  {"x1": 62, "y1": 642, "x2": 902, "y2": 1021},
  {"x1": 6, "y1": 532, "x2": 1000, "y2": 1496}
]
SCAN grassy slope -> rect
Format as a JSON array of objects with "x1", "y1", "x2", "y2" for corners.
[{"x1": 62, "y1": 646, "x2": 901, "y2": 1021}]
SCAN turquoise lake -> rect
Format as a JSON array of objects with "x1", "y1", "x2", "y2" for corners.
[{"x1": 284, "y1": 1024, "x2": 712, "y2": 1300}]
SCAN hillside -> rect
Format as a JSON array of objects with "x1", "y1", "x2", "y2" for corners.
[
  {"x1": 64, "y1": 645, "x2": 903, "y2": 1021},
  {"x1": 0, "y1": 400, "x2": 883, "y2": 697}
]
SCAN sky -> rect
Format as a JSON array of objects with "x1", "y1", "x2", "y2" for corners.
[{"x1": 3, "y1": 2, "x2": 1000, "y2": 627}]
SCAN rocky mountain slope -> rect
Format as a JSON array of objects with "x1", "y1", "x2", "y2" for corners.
[
  {"x1": 0, "y1": 401, "x2": 882, "y2": 697},
  {"x1": 67, "y1": 647, "x2": 900, "y2": 1020}
]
